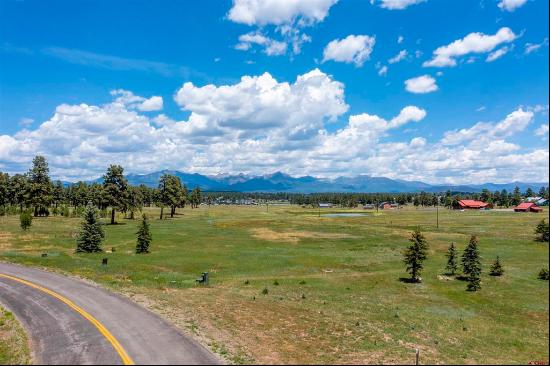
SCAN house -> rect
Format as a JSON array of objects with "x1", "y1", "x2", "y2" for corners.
[
  {"x1": 514, "y1": 202, "x2": 543, "y2": 213},
  {"x1": 363, "y1": 204, "x2": 375, "y2": 210},
  {"x1": 378, "y1": 202, "x2": 393, "y2": 210},
  {"x1": 455, "y1": 200, "x2": 492, "y2": 210},
  {"x1": 318, "y1": 203, "x2": 333, "y2": 208}
]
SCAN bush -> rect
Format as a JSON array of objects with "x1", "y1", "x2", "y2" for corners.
[
  {"x1": 534, "y1": 219, "x2": 549, "y2": 242},
  {"x1": 261, "y1": 287, "x2": 269, "y2": 295},
  {"x1": 538, "y1": 268, "x2": 549, "y2": 281},
  {"x1": 20, "y1": 211, "x2": 32, "y2": 230}
]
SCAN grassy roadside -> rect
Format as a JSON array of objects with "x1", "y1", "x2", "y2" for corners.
[
  {"x1": 0, "y1": 306, "x2": 31, "y2": 365},
  {"x1": 0, "y1": 205, "x2": 548, "y2": 364}
]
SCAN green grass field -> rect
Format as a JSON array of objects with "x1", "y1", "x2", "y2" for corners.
[{"x1": 0, "y1": 205, "x2": 548, "y2": 364}]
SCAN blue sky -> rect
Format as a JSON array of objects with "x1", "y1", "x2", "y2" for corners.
[{"x1": 0, "y1": 0, "x2": 548, "y2": 183}]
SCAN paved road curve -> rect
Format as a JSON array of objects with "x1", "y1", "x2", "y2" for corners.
[{"x1": 0, "y1": 262, "x2": 221, "y2": 365}]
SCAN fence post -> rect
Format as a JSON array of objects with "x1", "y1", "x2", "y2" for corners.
[{"x1": 415, "y1": 348, "x2": 419, "y2": 365}]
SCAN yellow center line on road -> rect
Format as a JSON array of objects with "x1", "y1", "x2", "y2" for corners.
[{"x1": 0, "y1": 273, "x2": 134, "y2": 365}]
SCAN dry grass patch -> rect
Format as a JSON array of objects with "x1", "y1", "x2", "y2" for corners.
[
  {"x1": 0, "y1": 307, "x2": 31, "y2": 365},
  {"x1": 0, "y1": 232, "x2": 14, "y2": 250},
  {"x1": 250, "y1": 228, "x2": 358, "y2": 244}
]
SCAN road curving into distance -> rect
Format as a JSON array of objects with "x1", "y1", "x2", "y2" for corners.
[{"x1": 0, "y1": 262, "x2": 221, "y2": 365}]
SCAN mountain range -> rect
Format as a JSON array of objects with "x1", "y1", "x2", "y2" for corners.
[{"x1": 83, "y1": 170, "x2": 547, "y2": 194}]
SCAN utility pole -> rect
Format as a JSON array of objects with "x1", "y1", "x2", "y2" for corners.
[{"x1": 436, "y1": 197, "x2": 439, "y2": 229}]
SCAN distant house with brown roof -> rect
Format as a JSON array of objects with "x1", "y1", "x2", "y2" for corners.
[
  {"x1": 514, "y1": 202, "x2": 543, "y2": 213},
  {"x1": 455, "y1": 199, "x2": 492, "y2": 210}
]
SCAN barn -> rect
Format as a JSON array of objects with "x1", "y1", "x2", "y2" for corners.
[
  {"x1": 514, "y1": 202, "x2": 543, "y2": 213},
  {"x1": 456, "y1": 200, "x2": 492, "y2": 210}
]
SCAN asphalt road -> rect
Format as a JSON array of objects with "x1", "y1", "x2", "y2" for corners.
[{"x1": 0, "y1": 262, "x2": 221, "y2": 365}]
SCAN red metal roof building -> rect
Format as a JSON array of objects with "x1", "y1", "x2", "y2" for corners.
[
  {"x1": 456, "y1": 200, "x2": 492, "y2": 209},
  {"x1": 514, "y1": 202, "x2": 543, "y2": 212}
]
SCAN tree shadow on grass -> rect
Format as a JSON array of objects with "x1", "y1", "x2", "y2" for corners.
[{"x1": 398, "y1": 277, "x2": 421, "y2": 284}]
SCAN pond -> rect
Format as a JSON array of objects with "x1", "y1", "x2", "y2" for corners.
[{"x1": 321, "y1": 213, "x2": 370, "y2": 218}]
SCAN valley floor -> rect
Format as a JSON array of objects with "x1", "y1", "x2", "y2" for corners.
[{"x1": 0, "y1": 205, "x2": 548, "y2": 364}]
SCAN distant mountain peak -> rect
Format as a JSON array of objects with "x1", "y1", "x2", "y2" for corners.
[{"x1": 79, "y1": 170, "x2": 547, "y2": 193}]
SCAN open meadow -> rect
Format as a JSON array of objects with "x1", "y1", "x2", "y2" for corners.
[{"x1": 0, "y1": 205, "x2": 548, "y2": 364}]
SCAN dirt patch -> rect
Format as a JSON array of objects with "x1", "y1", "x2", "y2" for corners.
[{"x1": 250, "y1": 228, "x2": 359, "y2": 244}]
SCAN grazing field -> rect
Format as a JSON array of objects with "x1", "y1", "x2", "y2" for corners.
[
  {"x1": 0, "y1": 205, "x2": 548, "y2": 364},
  {"x1": 0, "y1": 306, "x2": 31, "y2": 365}
]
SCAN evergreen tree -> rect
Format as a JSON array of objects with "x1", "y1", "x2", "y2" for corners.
[
  {"x1": 76, "y1": 203, "x2": 104, "y2": 253},
  {"x1": 534, "y1": 219, "x2": 549, "y2": 242},
  {"x1": 489, "y1": 256, "x2": 504, "y2": 276},
  {"x1": 136, "y1": 214, "x2": 152, "y2": 254},
  {"x1": 20, "y1": 211, "x2": 32, "y2": 230},
  {"x1": 190, "y1": 186, "x2": 202, "y2": 208},
  {"x1": 525, "y1": 187, "x2": 534, "y2": 198},
  {"x1": 52, "y1": 180, "x2": 64, "y2": 209},
  {"x1": 538, "y1": 268, "x2": 549, "y2": 281},
  {"x1": 102, "y1": 165, "x2": 129, "y2": 224},
  {"x1": 0, "y1": 172, "x2": 9, "y2": 211},
  {"x1": 445, "y1": 242, "x2": 458, "y2": 275},
  {"x1": 403, "y1": 230, "x2": 429, "y2": 283},
  {"x1": 28, "y1": 155, "x2": 52, "y2": 217},
  {"x1": 511, "y1": 186, "x2": 522, "y2": 206},
  {"x1": 462, "y1": 235, "x2": 482, "y2": 291}
]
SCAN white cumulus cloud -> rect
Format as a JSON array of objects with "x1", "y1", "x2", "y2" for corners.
[
  {"x1": 322, "y1": 35, "x2": 376, "y2": 67},
  {"x1": 423, "y1": 27, "x2": 517, "y2": 67},
  {"x1": 498, "y1": 0, "x2": 527, "y2": 12},
  {"x1": 375, "y1": 0, "x2": 426, "y2": 10},
  {"x1": 405, "y1": 75, "x2": 438, "y2": 94}
]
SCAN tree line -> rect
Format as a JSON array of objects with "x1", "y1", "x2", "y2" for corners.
[
  {"x1": 0, "y1": 156, "x2": 202, "y2": 222},
  {"x1": 1, "y1": 156, "x2": 548, "y2": 219}
]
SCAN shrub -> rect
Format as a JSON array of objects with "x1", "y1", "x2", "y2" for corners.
[
  {"x1": 538, "y1": 268, "x2": 549, "y2": 281},
  {"x1": 261, "y1": 287, "x2": 268, "y2": 295},
  {"x1": 534, "y1": 219, "x2": 549, "y2": 242},
  {"x1": 20, "y1": 211, "x2": 32, "y2": 230}
]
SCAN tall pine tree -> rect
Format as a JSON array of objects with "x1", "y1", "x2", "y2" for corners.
[
  {"x1": 136, "y1": 214, "x2": 152, "y2": 254},
  {"x1": 462, "y1": 235, "x2": 482, "y2": 291},
  {"x1": 102, "y1": 165, "x2": 128, "y2": 224},
  {"x1": 76, "y1": 203, "x2": 104, "y2": 253},
  {"x1": 445, "y1": 242, "x2": 458, "y2": 275},
  {"x1": 403, "y1": 230, "x2": 429, "y2": 283},
  {"x1": 28, "y1": 155, "x2": 52, "y2": 217}
]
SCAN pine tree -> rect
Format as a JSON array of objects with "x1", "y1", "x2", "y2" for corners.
[
  {"x1": 403, "y1": 229, "x2": 429, "y2": 283},
  {"x1": 489, "y1": 256, "x2": 504, "y2": 276},
  {"x1": 462, "y1": 235, "x2": 482, "y2": 291},
  {"x1": 102, "y1": 165, "x2": 129, "y2": 224},
  {"x1": 28, "y1": 155, "x2": 52, "y2": 217},
  {"x1": 136, "y1": 214, "x2": 152, "y2": 254},
  {"x1": 534, "y1": 219, "x2": 549, "y2": 242},
  {"x1": 76, "y1": 203, "x2": 104, "y2": 253},
  {"x1": 445, "y1": 242, "x2": 458, "y2": 275}
]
